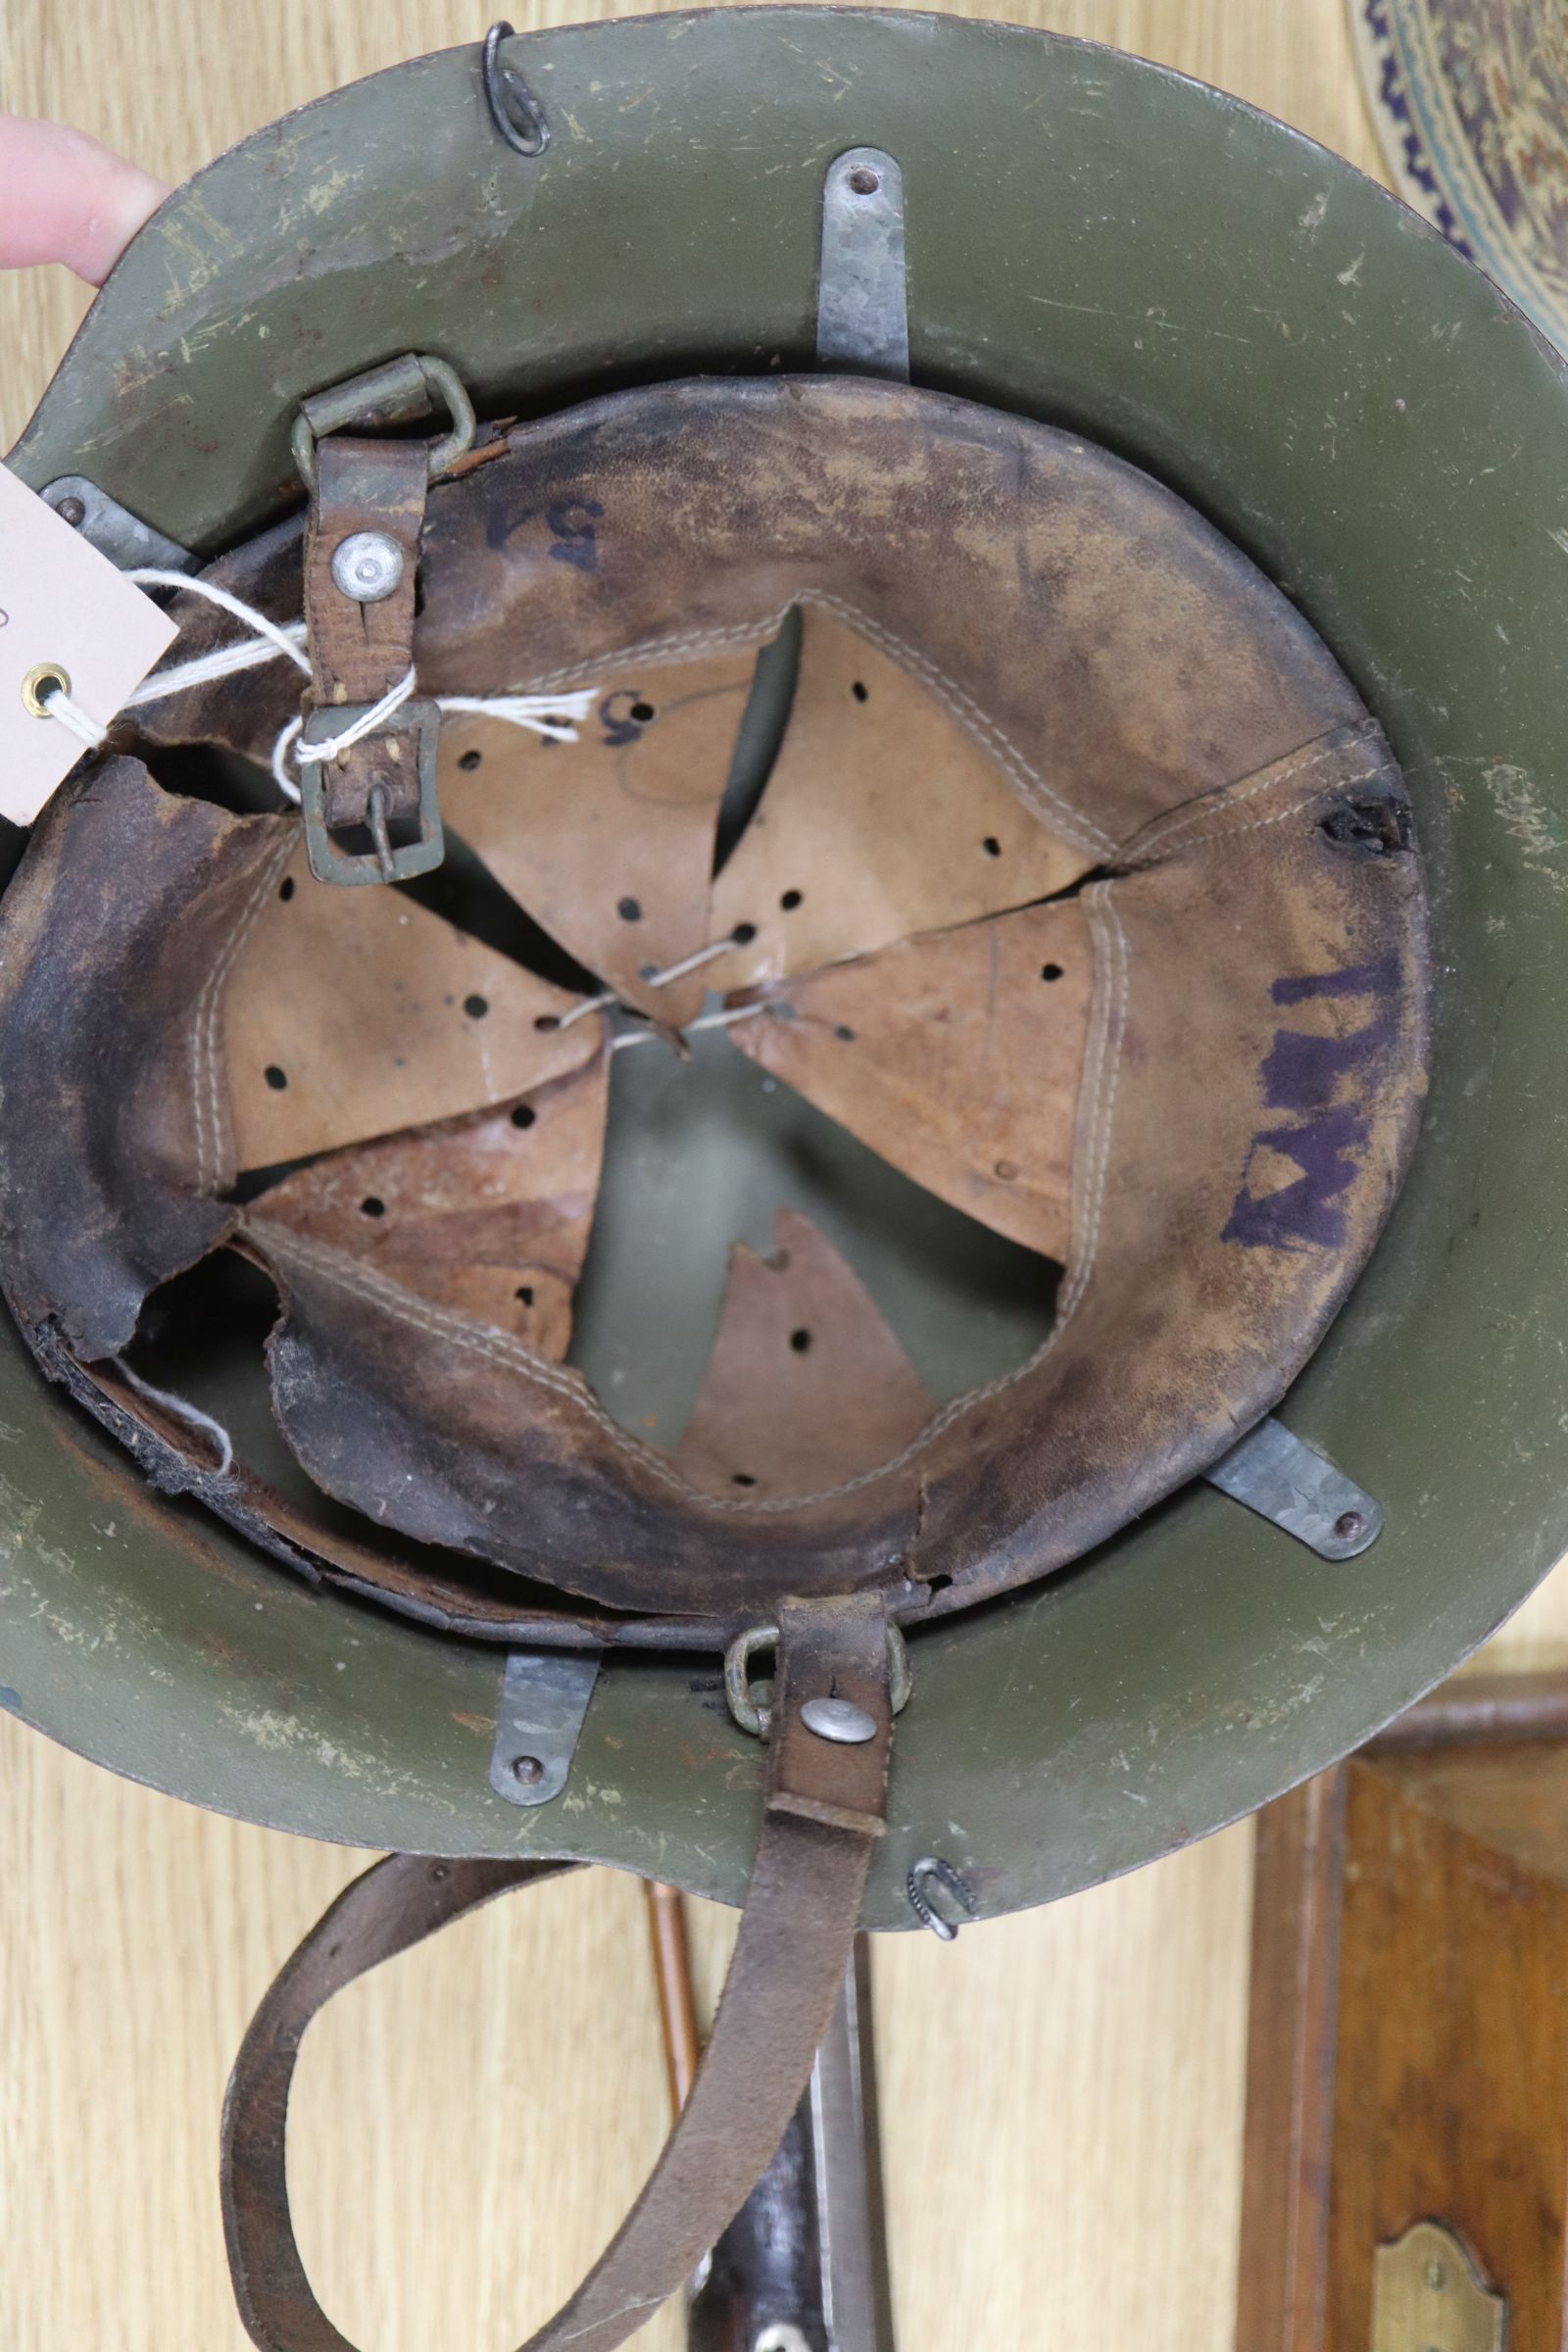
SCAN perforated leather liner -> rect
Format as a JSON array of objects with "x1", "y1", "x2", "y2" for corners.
[{"x1": 0, "y1": 375, "x2": 1429, "y2": 1642}]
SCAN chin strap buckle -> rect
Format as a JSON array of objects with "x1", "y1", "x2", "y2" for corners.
[
  {"x1": 292, "y1": 358, "x2": 475, "y2": 886},
  {"x1": 298, "y1": 693, "x2": 444, "y2": 886}
]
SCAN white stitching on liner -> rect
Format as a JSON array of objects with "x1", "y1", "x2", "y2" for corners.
[
  {"x1": 514, "y1": 592, "x2": 1117, "y2": 859},
  {"x1": 1058, "y1": 882, "x2": 1129, "y2": 1327},
  {"x1": 1153, "y1": 767, "x2": 1384, "y2": 858},
  {"x1": 246, "y1": 891, "x2": 1133, "y2": 1519},
  {"x1": 210, "y1": 638, "x2": 1369, "y2": 1516},
  {"x1": 1133, "y1": 735, "x2": 1346, "y2": 854}
]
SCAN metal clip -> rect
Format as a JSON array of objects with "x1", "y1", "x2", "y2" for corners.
[
  {"x1": 906, "y1": 1856, "x2": 977, "y2": 1941},
  {"x1": 489, "y1": 1649, "x2": 602, "y2": 1807},
  {"x1": 1205, "y1": 1414, "x2": 1384, "y2": 1559},
  {"x1": 40, "y1": 476, "x2": 195, "y2": 573},
  {"x1": 290, "y1": 353, "x2": 476, "y2": 493},
  {"x1": 298, "y1": 699, "x2": 445, "y2": 886},
  {"x1": 817, "y1": 148, "x2": 909, "y2": 381},
  {"x1": 482, "y1": 23, "x2": 550, "y2": 157}
]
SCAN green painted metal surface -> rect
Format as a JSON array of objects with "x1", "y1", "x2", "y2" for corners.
[{"x1": 4, "y1": 9, "x2": 1567, "y2": 1927}]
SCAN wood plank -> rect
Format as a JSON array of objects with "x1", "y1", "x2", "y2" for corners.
[
  {"x1": 1235, "y1": 1770, "x2": 1347, "y2": 2352},
  {"x1": 1326, "y1": 1759, "x2": 1568, "y2": 2351}
]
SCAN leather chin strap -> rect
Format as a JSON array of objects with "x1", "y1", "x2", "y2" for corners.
[{"x1": 220, "y1": 1596, "x2": 895, "y2": 2352}]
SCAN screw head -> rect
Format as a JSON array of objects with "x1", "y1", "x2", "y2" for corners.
[
  {"x1": 1334, "y1": 1509, "x2": 1366, "y2": 1544},
  {"x1": 800, "y1": 1695, "x2": 877, "y2": 1745},
  {"x1": 848, "y1": 165, "x2": 881, "y2": 195},
  {"x1": 511, "y1": 1752, "x2": 545, "y2": 1786},
  {"x1": 331, "y1": 529, "x2": 406, "y2": 605},
  {"x1": 53, "y1": 495, "x2": 86, "y2": 528}
]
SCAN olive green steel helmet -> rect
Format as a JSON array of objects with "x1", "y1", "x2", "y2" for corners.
[
  {"x1": 0, "y1": 15, "x2": 1565, "y2": 2337},
  {"x1": 4, "y1": 0, "x2": 1562, "y2": 1921}
]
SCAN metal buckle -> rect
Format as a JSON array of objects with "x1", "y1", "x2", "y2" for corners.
[
  {"x1": 723, "y1": 1619, "x2": 912, "y2": 1739},
  {"x1": 298, "y1": 699, "x2": 445, "y2": 886},
  {"x1": 290, "y1": 353, "x2": 476, "y2": 493}
]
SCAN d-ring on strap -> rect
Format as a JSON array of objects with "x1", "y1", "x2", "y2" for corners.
[{"x1": 220, "y1": 1595, "x2": 896, "y2": 2352}]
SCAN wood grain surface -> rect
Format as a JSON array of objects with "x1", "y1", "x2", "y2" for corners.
[
  {"x1": 1324, "y1": 1761, "x2": 1568, "y2": 2352},
  {"x1": 2, "y1": 5, "x2": 1564, "y2": 2348}
]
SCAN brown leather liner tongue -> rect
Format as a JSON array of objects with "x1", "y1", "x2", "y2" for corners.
[
  {"x1": 708, "y1": 609, "x2": 1090, "y2": 993},
  {"x1": 438, "y1": 648, "x2": 759, "y2": 1029},
  {"x1": 223, "y1": 838, "x2": 602, "y2": 1171},
  {"x1": 672, "y1": 1209, "x2": 935, "y2": 1501},
  {"x1": 244, "y1": 1048, "x2": 611, "y2": 1360},
  {"x1": 245, "y1": 1215, "x2": 924, "y2": 1613},
  {"x1": 727, "y1": 897, "x2": 1094, "y2": 1264},
  {"x1": 0, "y1": 757, "x2": 281, "y2": 1359}
]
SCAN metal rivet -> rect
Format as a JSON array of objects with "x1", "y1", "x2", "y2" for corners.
[
  {"x1": 800, "y1": 1695, "x2": 877, "y2": 1744},
  {"x1": 53, "y1": 495, "x2": 86, "y2": 528},
  {"x1": 1334, "y1": 1509, "x2": 1366, "y2": 1543},
  {"x1": 331, "y1": 529, "x2": 405, "y2": 605},
  {"x1": 511, "y1": 1752, "x2": 544, "y2": 1786}
]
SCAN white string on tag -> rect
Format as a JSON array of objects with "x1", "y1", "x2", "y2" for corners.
[
  {"x1": 123, "y1": 618, "x2": 310, "y2": 708},
  {"x1": 124, "y1": 568, "x2": 315, "y2": 681},
  {"x1": 120, "y1": 569, "x2": 602, "y2": 805},
  {"x1": 39, "y1": 682, "x2": 109, "y2": 752},
  {"x1": 104, "y1": 565, "x2": 775, "y2": 1054},
  {"x1": 295, "y1": 668, "x2": 418, "y2": 765},
  {"x1": 436, "y1": 692, "x2": 598, "y2": 732}
]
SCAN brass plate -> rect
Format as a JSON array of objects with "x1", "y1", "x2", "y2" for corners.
[{"x1": 1371, "y1": 2222, "x2": 1505, "y2": 2352}]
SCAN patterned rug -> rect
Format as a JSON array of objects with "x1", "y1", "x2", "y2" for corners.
[{"x1": 1352, "y1": 0, "x2": 1568, "y2": 349}]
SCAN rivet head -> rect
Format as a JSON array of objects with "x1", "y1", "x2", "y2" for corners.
[
  {"x1": 1334, "y1": 1509, "x2": 1366, "y2": 1543},
  {"x1": 800, "y1": 1695, "x2": 877, "y2": 1745},
  {"x1": 53, "y1": 494, "x2": 86, "y2": 528},
  {"x1": 511, "y1": 1752, "x2": 545, "y2": 1786},
  {"x1": 331, "y1": 529, "x2": 405, "y2": 605}
]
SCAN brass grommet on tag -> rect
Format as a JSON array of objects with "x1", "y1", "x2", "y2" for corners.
[{"x1": 22, "y1": 662, "x2": 71, "y2": 717}]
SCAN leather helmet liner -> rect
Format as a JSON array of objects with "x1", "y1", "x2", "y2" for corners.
[{"x1": 0, "y1": 375, "x2": 1428, "y2": 1636}]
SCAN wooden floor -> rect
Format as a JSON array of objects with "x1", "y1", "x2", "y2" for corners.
[{"x1": 0, "y1": 4, "x2": 1561, "y2": 2346}]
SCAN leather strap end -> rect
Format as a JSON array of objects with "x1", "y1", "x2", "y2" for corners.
[{"x1": 766, "y1": 1591, "x2": 896, "y2": 1833}]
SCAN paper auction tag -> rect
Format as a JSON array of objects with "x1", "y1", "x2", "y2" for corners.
[{"x1": 0, "y1": 464, "x2": 178, "y2": 824}]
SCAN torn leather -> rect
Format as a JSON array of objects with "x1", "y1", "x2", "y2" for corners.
[
  {"x1": 251, "y1": 1051, "x2": 611, "y2": 1358},
  {"x1": 0, "y1": 757, "x2": 273, "y2": 1358},
  {"x1": 0, "y1": 377, "x2": 1431, "y2": 1642}
]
